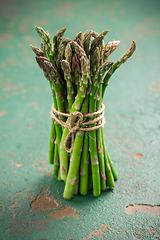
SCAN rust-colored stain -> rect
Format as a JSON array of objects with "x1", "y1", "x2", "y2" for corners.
[
  {"x1": 1, "y1": 62, "x2": 5, "y2": 69},
  {"x1": 126, "y1": 173, "x2": 133, "y2": 178},
  {"x1": 0, "y1": 32, "x2": 13, "y2": 44},
  {"x1": 88, "y1": 9, "x2": 101, "y2": 17},
  {"x1": 138, "y1": 18, "x2": 159, "y2": 38},
  {"x1": 27, "y1": 102, "x2": 39, "y2": 109},
  {"x1": 0, "y1": 204, "x2": 5, "y2": 212},
  {"x1": 127, "y1": 137, "x2": 136, "y2": 143},
  {"x1": 105, "y1": 134, "x2": 121, "y2": 144},
  {"x1": 38, "y1": 165, "x2": 48, "y2": 172},
  {"x1": 27, "y1": 126, "x2": 32, "y2": 129},
  {"x1": 23, "y1": 193, "x2": 30, "y2": 199},
  {"x1": 8, "y1": 198, "x2": 19, "y2": 210},
  {"x1": 0, "y1": 183, "x2": 7, "y2": 187},
  {"x1": 39, "y1": 19, "x2": 48, "y2": 26},
  {"x1": 30, "y1": 196, "x2": 58, "y2": 210},
  {"x1": 41, "y1": 189, "x2": 50, "y2": 195},
  {"x1": 141, "y1": 143, "x2": 145, "y2": 148},
  {"x1": 12, "y1": 191, "x2": 22, "y2": 197},
  {"x1": 0, "y1": 111, "x2": 7, "y2": 116},
  {"x1": 7, "y1": 58, "x2": 16, "y2": 65},
  {"x1": 24, "y1": 35, "x2": 38, "y2": 43},
  {"x1": 63, "y1": 221, "x2": 69, "y2": 224},
  {"x1": 137, "y1": 163, "x2": 144, "y2": 167},
  {"x1": 86, "y1": 21, "x2": 97, "y2": 28},
  {"x1": 55, "y1": 3, "x2": 78, "y2": 18},
  {"x1": 4, "y1": 228, "x2": 9, "y2": 233},
  {"x1": 134, "y1": 153, "x2": 143, "y2": 159},
  {"x1": 19, "y1": 17, "x2": 33, "y2": 33},
  {"x1": 150, "y1": 82, "x2": 160, "y2": 93},
  {"x1": 49, "y1": 205, "x2": 81, "y2": 220},
  {"x1": 0, "y1": 153, "x2": 4, "y2": 158},
  {"x1": 145, "y1": 229, "x2": 158, "y2": 235},
  {"x1": 133, "y1": 227, "x2": 159, "y2": 238},
  {"x1": 16, "y1": 163, "x2": 22, "y2": 167},
  {"x1": 31, "y1": 158, "x2": 48, "y2": 172},
  {"x1": 125, "y1": 204, "x2": 160, "y2": 216},
  {"x1": 3, "y1": 81, "x2": 26, "y2": 96},
  {"x1": 83, "y1": 223, "x2": 128, "y2": 240},
  {"x1": 122, "y1": 17, "x2": 159, "y2": 44},
  {"x1": 35, "y1": 87, "x2": 41, "y2": 92},
  {"x1": 87, "y1": 230, "x2": 104, "y2": 239}
]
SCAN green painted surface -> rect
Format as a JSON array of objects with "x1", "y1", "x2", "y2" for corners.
[{"x1": 0, "y1": 0, "x2": 160, "y2": 239}]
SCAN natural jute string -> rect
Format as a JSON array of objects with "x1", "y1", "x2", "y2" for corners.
[{"x1": 51, "y1": 104, "x2": 105, "y2": 153}]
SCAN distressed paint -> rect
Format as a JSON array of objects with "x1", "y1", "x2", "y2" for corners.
[
  {"x1": 0, "y1": 0, "x2": 160, "y2": 239},
  {"x1": 125, "y1": 204, "x2": 160, "y2": 216}
]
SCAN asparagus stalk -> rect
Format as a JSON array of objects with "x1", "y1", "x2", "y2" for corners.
[
  {"x1": 56, "y1": 38, "x2": 71, "y2": 71},
  {"x1": 59, "y1": 59, "x2": 76, "y2": 181},
  {"x1": 71, "y1": 53, "x2": 81, "y2": 90},
  {"x1": 35, "y1": 26, "x2": 53, "y2": 62},
  {"x1": 49, "y1": 120, "x2": 56, "y2": 164},
  {"x1": 73, "y1": 31, "x2": 82, "y2": 42},
  {"x1": 88, "y1": 53, "x2": 101, "y2": 196},
  {"x1": 89, "y1": 93, "x2": 101, "y2": 196},
  {"x1": 89, "y1": 49, "x2": 113, "y2": 195},
  {"x1": 88, "y1": 159, "x2": 93, "y2": 191},
  {"x1": 35, "y1": 56, "x2": 64, "y2": 162},
  {"x1": 102, "y1": 126, "x2": 119, "y2": 182},
  {"x1": 96, "y1": 86, "x2": 106, "y2": 190},
  {"x1": 53, "y1": 28, "x2": 67, "y2": 58},
  {"x1": 96, "y1": 61, "x2": 115, "y2": 188},
  {"x1": 37, "y1": 57, "x2": 66, "y2": 121},
  {"x1": 73, "y1": 170, "x2": 80, "y2": 195},
  {"x1": 82, "y1": 32, "x2": 92, "y2": 56},
  {"x1": 102, "y1": 40, "x2": 120, "y2": 63},
  {"x1": 59, "y1": 42, "x2": 89, "y2": 182},
  {"x1": 61, "y1": 60, "x2": 74, "y2": 110},
  {"x1": 102, "y1": 41, "x2": 136, "y2": 97},
  {"x1": 30, "y1": 45, "x2": 58, "y2": 166},
  {"x1": 30, "y1": 44, "x2": 46, "y2": 57},
  {"x1": 88, "y1": 40, "x2": 104, "y2": 196},
  {"x1": 49, "y1": 81, "x2": 59, "y2": 166},
  {"x1": 30, "y1": 44, "x2": 56, "y2": 165},
  {"x1": 63, "y1": 95, "x2": 89, "y2": 199},
  {"x1": 53, "y1": 137, "x2": 59, "y2": 177},
  {"x1": 62, "y1": 54, "x2": 90, "y2": 199},
  {"x1": 33, "y1": 28, "x2": 64, "y2": 166},
  {"x1": 63, "y1": 130, "x2": 84, "y2": 199},
  {"x1": 76, "y1": 38, "x2": 83, "y2": 48},
  {"x1": 79, "y1": 133, "x2": 89, "y2": 195},
  {"x1": 101, "y1": 133, "x2": 115, "y2": 187},
  {"x1": 81, "y1": 30, "x2": 89, "y2": 41}
]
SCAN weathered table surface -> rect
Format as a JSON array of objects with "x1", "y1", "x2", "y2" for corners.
[{"x1": 0, "y1": 0, "x2": 160, "y2": 239}]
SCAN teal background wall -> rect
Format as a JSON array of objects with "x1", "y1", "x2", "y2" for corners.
[{"x1": 0, "y1": 0, "x2": 160, "y2": 239}]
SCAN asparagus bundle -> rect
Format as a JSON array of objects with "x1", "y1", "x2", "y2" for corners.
[{"x1": 30, "y1": 26, "x2": 136, "y2": 199}]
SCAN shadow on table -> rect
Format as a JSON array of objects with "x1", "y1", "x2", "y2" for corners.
[{"x1": 31, "y1": 172, "x2": 115, "y2": 210}]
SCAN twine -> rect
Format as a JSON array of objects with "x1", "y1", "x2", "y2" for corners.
[{"x1": 51, "y1": 104, "x2": 105, "y2": 153}]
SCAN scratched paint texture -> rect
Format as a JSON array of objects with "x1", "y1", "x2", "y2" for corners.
[{"x1": 0, "y1": 0, "x2": 160, "y2": 239}]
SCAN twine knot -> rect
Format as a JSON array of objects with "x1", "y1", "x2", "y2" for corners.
[
  {"x1": 65, "y1": 111, "x2": 83, "y2": 153},
  {"x1": 51, "y1": 104, "x2": 105, "y2": 153}
]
